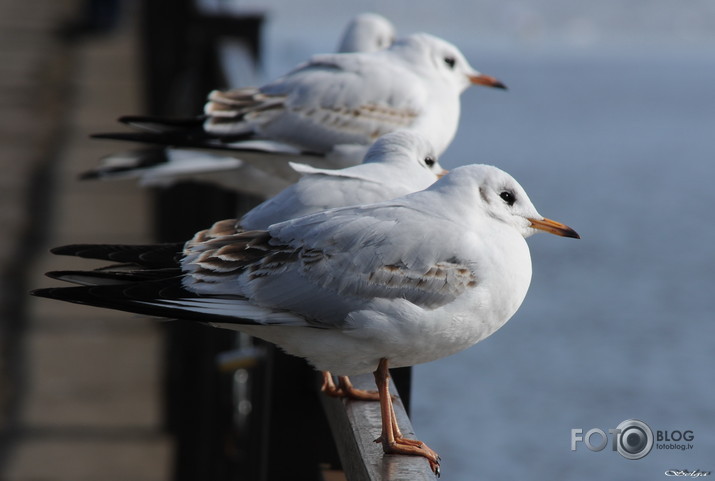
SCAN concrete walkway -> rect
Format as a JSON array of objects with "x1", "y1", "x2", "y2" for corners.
[{"x1": 1, "y1": 1, "x2": 171, "y2": 479}]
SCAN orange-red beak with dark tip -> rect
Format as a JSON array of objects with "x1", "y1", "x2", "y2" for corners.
[
  {"x1": 469, "y1": 73, "x2": 508, "y2": 90},
  {"x1": 529, "y1": 218, "x2": 580, "y2": 239}
]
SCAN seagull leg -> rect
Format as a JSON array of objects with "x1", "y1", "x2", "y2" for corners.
[
  {"x1": 321, "y1": 371, "x2": 341, "y2": 396},
  {"x1": 373, "y1": 358, "x2": 440, "y2": 474},
  {"x1": 320, "y1": 371, "x2": 381, "y2": 401}
]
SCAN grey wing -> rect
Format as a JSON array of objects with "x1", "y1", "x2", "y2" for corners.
[
  {"x1": 205, "y1": 54, "x2": 425, "y2": 153},
  {"x1": 263, "y1": 207, "x2": 477, "y2": 311},
  {"x1": 179, "y1": 206, "x2": 476, "y2": 328}
]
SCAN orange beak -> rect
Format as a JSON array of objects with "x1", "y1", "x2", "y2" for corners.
[
  {"x1": 469, "y1": 73, "x2": 507, "y2": 90},
  {"x1": 437, "y1": 169, "x2": 449, "y2": 179},
  {"x1": 528, "y1": 217, "x2": 580, "y2": 239}
]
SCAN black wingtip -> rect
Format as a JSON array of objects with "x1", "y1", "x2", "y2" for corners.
[
  {"x1": 43, "y1": 270, "x2": 115, "y2": 283},
  {"x1": 48, "y1": 243, "x2": 183, "y2": 268},
  {"x1": 45, "y1": 270, "x2": 72, "y2": 281},
  {"x1": 50, "y1": 244, "x2": 88, "y2": 256},
  {"x1": 118, "y1": 114, "x2": 206, "y2": 128},
  {"x1": 90, "y1": 132, "x2": 160, "y2": 142},
  {"x1": 50, "y1": 245, "x2": 73, "y2": 255},
  {"x1": 78, "y1": 170, "x2": 100, "y2": 180},
  {"x1": 30, "y1": 287, "x2": 64, "y2": 300}
]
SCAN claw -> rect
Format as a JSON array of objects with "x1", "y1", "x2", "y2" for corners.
[{"x1": 382, "y1": 437, "x2": 440, "y2": 474}]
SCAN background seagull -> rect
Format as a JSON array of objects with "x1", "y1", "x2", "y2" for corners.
[
  {"x1": 94, "y1": 33, "x2": 506, "y2": 181},
  {"x1": 33, "y1": 164, "x2": 578, "y2": 473},
  {"x1": 336, "y1": 12, "x2": 396, "y2": 53}
]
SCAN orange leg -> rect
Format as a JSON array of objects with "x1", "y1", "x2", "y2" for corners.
[
  {"x1": 373, "y1": 358, "x2": 440, "y2": 474},
  {"x1": 320, "y1": 371, "x2": 381, "y2": 401},
  {"x1": 321, "y1": 371, "x2": 341, "y2": 396}
]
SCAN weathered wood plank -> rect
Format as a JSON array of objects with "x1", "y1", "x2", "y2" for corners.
[{"x1": 320, "y1": 373, "x2": 437, "y2": 481}]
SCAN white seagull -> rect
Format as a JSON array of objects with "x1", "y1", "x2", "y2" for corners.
[
  {"x1": 34, "y1": 164, "x2": 578, "y2": 473},
  {"x1": 94, "y1": 32, "x2": 506, "y2": 178},
  {"x1": 201, "y1": 32, "x2": 504, "y2": 161}
]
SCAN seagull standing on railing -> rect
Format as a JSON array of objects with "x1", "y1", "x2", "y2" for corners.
[
  {"x1": 83, "y1": 129, "x2": 449, "y2": 399},
  {"x1": 34, "y1": 164, "x2": 578, "y2": 474}
]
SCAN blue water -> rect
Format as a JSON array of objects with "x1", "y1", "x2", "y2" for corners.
[{"x1": 221, "y1": 2, "x2": 715, "y2": 477}]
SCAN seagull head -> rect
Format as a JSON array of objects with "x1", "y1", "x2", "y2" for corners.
[
  {"x1": 337, "y1": 13, "x2": 396, "y2": 53},
  {"x1": 433, "y1": 164, "x2": 579, "y2": 239},
  {"x1": 392, "y1": 33, "x2": 507, "y2": 94},
  {"x1": 363, "y1": 130, "x2": 447, "y2": 179}
]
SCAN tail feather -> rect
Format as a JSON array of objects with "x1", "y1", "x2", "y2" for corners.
[
  {"x1": 47, "y1": 267, "x2": 182, "y2": 286},
  {"x1": 118, "y1": 114, "x2": 205, "y2": 132},
  {"x1": 30, "y1": 281, "x2": 215, "y2": 323},
  {"x1": 91, "y1": 131, "x2": 256, "y2": 151},
  {"x1": 50, "y1": 243, "x2": 183, "y2": 268},
  {"x1": 33, "y1": 239, "x2": 312, "y2": 328},
  {"x1": 31, "y1": 280, "x2": 293, "y2": 327}
]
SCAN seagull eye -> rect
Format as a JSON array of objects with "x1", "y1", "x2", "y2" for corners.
[
  {"x1": 500, "y1": 191, "x2": 516, "y2": 206},
  {"x1": 443, "y1": 56, "x2": 456, "y2": 69},
  {"x1": 424, "y1": 156, "x2": 436, "y2": 167}
]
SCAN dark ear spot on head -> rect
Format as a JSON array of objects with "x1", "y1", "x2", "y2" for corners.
[{"x1": 479, "y1": 186, "x2": 490, "y2": 204}]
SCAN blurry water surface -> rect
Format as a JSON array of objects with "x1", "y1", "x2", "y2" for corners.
[{"x1": 221, "y1": 1, "x2": 715, "y2": 478}]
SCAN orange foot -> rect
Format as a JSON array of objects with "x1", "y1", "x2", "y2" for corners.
[{"x1": 381, "y1": 436, "x2": 440, "y2": 475}]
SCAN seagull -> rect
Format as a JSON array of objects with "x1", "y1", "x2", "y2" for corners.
[
  {"x1": 94, "y1": 33, "x2": 506, "y2": 175},
  {"x1": 82, "y1": 13, "x2": 399, "y2": 192},
  {"x1": 336, "y1": 12, "x2": 396, "y2": 53},
  {"x1": 115, "y1": 130, "x2": 446, "y2": 399},
  {"x1": 83, "y1": 130, "x2": 447, "y2": 400},
  {"x1": 33, "y1": 164, "x2": 578, "y2": 473},
  {"x1": 203, "y1": 32, "x2": 504, "y2": 160}
]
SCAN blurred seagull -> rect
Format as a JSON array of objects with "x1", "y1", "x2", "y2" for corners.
[
  {"x1": 34, "y1": 164, "x2": 578, "y2": 473},
  {"x1": 336, "y1": 12, "x2": 396, "y2": 53},
  {"x1": 94, "y1": 32, "x2": 506, "y2": 180}
]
